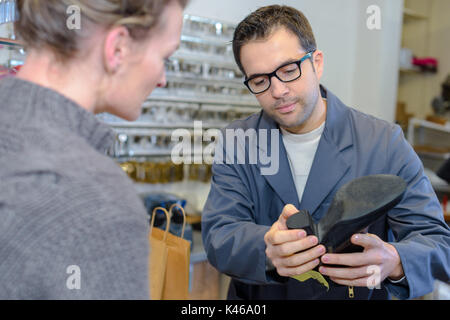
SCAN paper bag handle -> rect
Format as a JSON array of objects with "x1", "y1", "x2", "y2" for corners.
[
  {"x1": 150, "y1": 207, "x2": 171, "y2": 242},
  {"x1": 169, "y1": 203, "x2": 187, "y2": 239}
]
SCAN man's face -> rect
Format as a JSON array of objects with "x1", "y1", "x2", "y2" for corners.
[{"x1": 240, "y1": 27, "x2": 323, "y2": 133}]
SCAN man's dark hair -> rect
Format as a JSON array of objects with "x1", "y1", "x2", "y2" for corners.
[{"x1": 232, "y1": 5, "x2": 317, "y2": 76}]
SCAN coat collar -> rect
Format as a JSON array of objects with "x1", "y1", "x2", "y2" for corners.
[{"x1": 256, "y1": 85, "x2": 353, "y2": 217}]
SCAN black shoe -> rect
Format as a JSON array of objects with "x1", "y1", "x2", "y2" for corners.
[{"x1": 286, "y1": 174, "x2": 407, "y2": 254}]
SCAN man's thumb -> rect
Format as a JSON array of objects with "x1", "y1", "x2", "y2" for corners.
[{"x1": 280, "y1": 204, "x2": 299, "y2": 223}]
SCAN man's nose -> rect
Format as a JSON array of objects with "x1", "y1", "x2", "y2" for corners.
[{"x1": 270, "y1": 76, "x2": 289, "y2": 98}]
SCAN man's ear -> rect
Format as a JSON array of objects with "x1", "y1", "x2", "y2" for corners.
[
  {"x1": 312, "y1": 49, "x2": 324, "y2": 81},
  {"x1": 103, "y1": 26, "x2": 131, "y2": 74}
]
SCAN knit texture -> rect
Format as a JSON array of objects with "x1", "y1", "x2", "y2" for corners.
[{"x1": 0, "y1": 77, "x2": 150, "y2": 299}]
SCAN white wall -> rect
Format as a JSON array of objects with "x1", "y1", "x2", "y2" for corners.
[
  {"x1": 184, "y1": 0, "x2": 404, "y2": 122},
  {"x1": 352, "y1": 0, "x2": 404, "y2": 122}
]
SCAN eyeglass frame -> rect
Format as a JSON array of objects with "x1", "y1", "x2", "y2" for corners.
[{"x1": 243, "y1": 50, "x2": 316, "y2": 94}]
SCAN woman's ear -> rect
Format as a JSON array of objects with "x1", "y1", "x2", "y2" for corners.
[
  {"x1": 102, "y1": 26, "x2": 131, "y2": 74},
  {"x1": 312, "y1": 49, "x2": 324, "y2": 81}
]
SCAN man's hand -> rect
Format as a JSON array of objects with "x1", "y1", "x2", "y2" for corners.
[
  {"x1": 318, "y1": 233, "x2": 404, "y2": 287},
  {"x1": 264, "y1": 204, "x2": 326, "y2": 277}
]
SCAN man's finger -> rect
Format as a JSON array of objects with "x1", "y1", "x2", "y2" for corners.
[
  {"x1": 350, "y1": 233, "x2": 382, "y2": 248},
  {"x1": 282, "y1": 243, "x2": 325, "y2": 266},
  {"x1": 265, "y1": 229, "x2": 306, "y2": 245},
  {"x1": 277, "y1": 258, "x2": 321, "y2": 277},
  {"x1": 319, "y1": 265, "x2": 371, "y2": 280},
  {"x1": 321, "y1": 251, "x2": 368, "y2": 267}
]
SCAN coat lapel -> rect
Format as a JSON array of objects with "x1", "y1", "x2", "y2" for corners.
[
  {"x1": 299, "y1": 129, "x2": 351, "y2": 219},
  {"x1": 300, "y1": 88, "x2": 354, "y2": 218},
  {"x1": 256, "y1": 112, "x2": 301, "y2": 209}
]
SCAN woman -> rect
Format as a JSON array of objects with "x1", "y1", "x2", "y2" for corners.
[{"x1": 0, "y1": 0, "x2": 187, "y2": 299}]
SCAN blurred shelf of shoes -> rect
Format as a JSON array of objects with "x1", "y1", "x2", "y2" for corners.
[{"x1": 103, "y1": 15, "x2": 260, "y2": 215}]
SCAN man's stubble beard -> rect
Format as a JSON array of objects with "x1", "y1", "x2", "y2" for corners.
[{"x1": 272, "y1": 88, "x2": 319, "y2": 130}]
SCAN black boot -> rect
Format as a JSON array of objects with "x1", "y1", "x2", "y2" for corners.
[{"x1": 286, "y1": 174, "x2": 406, "y2": 254}]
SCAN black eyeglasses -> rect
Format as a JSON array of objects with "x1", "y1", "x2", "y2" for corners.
[{"x1": 244, "y1": 50, "x2": 315, "y2": 94}]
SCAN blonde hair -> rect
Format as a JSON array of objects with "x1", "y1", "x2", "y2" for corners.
[{"x1": 15, "y1": 0, "x2": 188, "y2": 60}]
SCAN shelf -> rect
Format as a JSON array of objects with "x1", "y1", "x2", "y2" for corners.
[
  {"x1": 116, "y1": 153, "x2": 207, "y2": 164},
  {"x1": 403, "y1": 8, "x2": 428, "y2": 20},
  {"x1": 166, "y1": 73, "x2": 243, "y2": 87},
  {"x1": 181, "y1": 34, "x2": 230, "y2": 48},
  {"x1": 172, "y1": 50, "x2": 236, "y2": 69},
  {"x1": 407, "y1": 118, "x2": 450, "y2": 146},
  {"x1": 117, "y1": 150, "x2": 173, "y2": 157},
  {"x1": 423, "y1": 168, "x2": 450, "y2": 194},
  {"x1": 399, "y1": 67, "x2": 421, "y2": 74},
  {"x1": 108, "y1": 121, "x2": 228, "y2": 130},
  {"x1": 409, "y1": 118, "x2": 450, "y2": 134},
  {"x1": 415, "y1": 150, "x2": 450, "y2": 160},
  {"x1": 110, "y1": 128, "x2": 175, "y2": 137},
  {"x1": 0, "y1": 37, "x2": 22, "y2": 47},
  {"x1": 435, "y1": 184, "x2": 450, "y2": 194},
  {"x1": 183, "y1": 14, "x2": 235, "y2": 31},
  {"x1": 115, "y1": 148, "x2": 209, "y2": 158},
  {"x1": 147, "y1": 92, "x2": 259, "y2": 107}
]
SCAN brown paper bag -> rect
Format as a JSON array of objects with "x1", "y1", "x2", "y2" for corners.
[
  {"x1": 148, "y1": 207, "x2": 170, "y2": 300},
  {"x1": 160, "y1": 203, "x2": 191, "y2": 300}
]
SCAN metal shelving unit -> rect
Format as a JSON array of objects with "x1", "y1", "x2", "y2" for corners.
[
  {"x1": 0, "y1": 0, "x2": 17, "y2": 25},
  {"x1": 407, "y1": 119, "x2": 450, "y2": 210},
  {"x1": 97, "y1": 15, "x2": 261, "y2": 215},
  {"x1": 103, "y1": 14, "x2": 259, "y2": 160},
  {"x1": 0, "y1": 1, "x2": 24, "y2": 74},
  {"x1": 407, "y1": 118, "x2": 450, "y2": 150},
  {"x1": 0, "y1": 37, "x2": 20, "y2": 46}
]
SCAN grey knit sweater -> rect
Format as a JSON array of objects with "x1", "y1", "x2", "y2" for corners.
[{"x1": 0, "y1": 77, "x2": 150, "y2": 299}]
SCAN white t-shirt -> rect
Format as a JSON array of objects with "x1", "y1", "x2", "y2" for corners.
[{"x1": 281, "y1": 121, "x2": 325, "y2": 204}]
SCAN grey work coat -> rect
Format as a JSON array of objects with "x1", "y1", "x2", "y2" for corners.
[{"x1": 202, "y1": 86, "x2": 450, "y2": 300}]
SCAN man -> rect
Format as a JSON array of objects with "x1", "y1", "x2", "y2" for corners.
[{"x1": 201, "y1": 5, "x2": 450, "y2": 300}]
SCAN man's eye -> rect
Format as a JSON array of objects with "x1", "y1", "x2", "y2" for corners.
[
  {"x1": 280, "y1": 66, "x2": 297, "y2": 74},
  {"x1": 251, "y1": 78, "x2": 266, "y2": 86}
]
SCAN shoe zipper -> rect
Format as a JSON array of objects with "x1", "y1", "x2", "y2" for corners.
[{"x1": 348, "y1": 286, "x2": 355, "y2": 298}]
